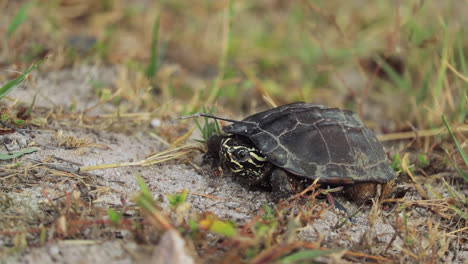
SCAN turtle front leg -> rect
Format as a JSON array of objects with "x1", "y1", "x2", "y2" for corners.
[{"x1": 269, "y1": 168, "x2": 297, "y2": 201}]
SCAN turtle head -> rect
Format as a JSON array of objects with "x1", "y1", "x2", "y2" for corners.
[{"x1": 219, "y1": 136, "x2": 269, "y2": 183}]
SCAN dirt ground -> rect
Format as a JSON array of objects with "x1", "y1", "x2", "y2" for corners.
[{"x1": 0, "y1": 65, "x2": 466, "y2": 263}]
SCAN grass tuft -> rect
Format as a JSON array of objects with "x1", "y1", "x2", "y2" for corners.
[
  {"x1": 167, "y1": 189, "x2": 188, "y2": 208},
  {"x1": 194, "y1": 106, "x2": 221, "y2": 143}
]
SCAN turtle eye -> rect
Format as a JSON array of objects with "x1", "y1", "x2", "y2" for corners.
[{"x1": 234, "y1": 148, "x2": 250, "y2": 161}]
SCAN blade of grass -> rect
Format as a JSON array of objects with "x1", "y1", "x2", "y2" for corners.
[
  {"x1": 425, "y1": 182, "x2": 468, "y2": 220},
  {"x1": 374, "y1": 54, "x2": 411, "y2": 92},
  {"x1": 146, "y1": 14, "x2": 161, "y2": 79},
  {"x1": 193, "y1": 106, "x2": 221, "y2": 142},
  {"x1": 455, "y1": 32, "x2": 467, "y2": 122},
  {"x1": 417, "y1": 64, "x2": 433, "y2": 103},
  {"x1": 442, "y1": 115, "x2": 468, "y2": 182},
  {"x1": 0, "y1": 147, "x2": 38, "y2": 160},
  {"x1": 136, "y1": 174, "x2": 154, "y2": 203},
  {"x1": 25, "y1": 93, "x2": 37, "y2": 117},
  {"x1": 0, "y1": 57, "x2": 48, "y2": 100},
  {"x1": 444, "y1": 149, "x2": 468, "y2": 182},
  {"x1": 198, "y1": 214, "x2": 237, "y2": 237},
  {"x1": 134, "y1": 174, "x2": 173, "y2": 230},
  {"x1": 441, "y1": 178, "x2": 465, "y2": 202},
  {"x1": 7, "y1": 2, "x2": 34, "y2": 38},
  {"x1": 280, "y1": 249, "x2": 342, "y2": 263},
  {"x1": 456, "y1": 33, "x2": 467, "y2": 75},
  {"x1": 433, "y1": 19, "x2": 449, "y2": 102},
  {"x1": 107, "y1": 208, "x2": 121, "y2": 225}
]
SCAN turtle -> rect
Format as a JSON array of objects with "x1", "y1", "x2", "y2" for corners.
[{"x1": 202, "y1": 102, "x2": 396, "y2": 203}]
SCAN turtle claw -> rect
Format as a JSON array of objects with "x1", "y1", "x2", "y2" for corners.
[
  {"x1": 326, "y1": 192, "x2": 358, "y2": 224},
  {"x1": 326, "y1": 192, "x2": 349, "y2": 214},
  {"x1": 270, "y1": 168, "x2": 295, "y2": 201}
]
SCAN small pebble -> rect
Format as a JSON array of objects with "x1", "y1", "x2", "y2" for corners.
[
  {"x1": 48, "y1": 245, "x2": 60, "y2": 256},
  {"x1": 151, "y1": 119, "x2": 162, "y2": 128}
]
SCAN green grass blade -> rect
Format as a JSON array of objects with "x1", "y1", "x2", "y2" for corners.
[
  {"x1": 39, "y1": 226, "x2": 46, "y2": 244},
  {"x1": 107, "y1": 208, "x2": 121, "y2": 225},
  {"x1": 146, "y1": 14, "x2": 161, "y2": 79},
  {"x1": 280, "y1": 249, "x2": 342, "y2": 263},
  {"x1": 442, "y1": 115, "x2": 468, "y2": 182},
  {"x1": 214, "y1": 116, "x2": 221, "y2": 134},
  {"x1": 0, "y1": 147, "x2": 38, "y2": 160},
  {"x1": 192, "y1": 106, "x2": 221, "y2": 143},
  {"x1": 448, "y1": 205, "x2": 468, "y2": 221},
  {"x1": 219, "y1": 0, "x2": 234, "y2": 76},
  {"x1": 455, "y1": 33, "x2": 467, "y2": 122},
  {"x1": 418, "y1": 64, "x2": 433, "y2": 103},
  {"x1": 457, "y1": 33, "x2": 467, "y2": 75},
  {"x1": 445, "y1": 153, "x2": 468, "y2": 181},
  {"x1": 374, "y1": 55, "x2": 411, "y2": 92},
  {"x1": 25, "y1": 93, "x2": 37, "y2": 117},
  {"x1": 0, "y1": 57, "x2": 48, "y2": 100},
  {"x1": 211, "y1": 220, "x2": 237, "y2": 237},
  {"x1": 7, "y1": 2, "x2": 33, "y2": 38},
  {"x1": 136, "y1": 174, "x2": 154, "y2": 203},
  {"x1": 433, "y1": 20, "x2": 449, "y2": 100},
  {"x1": 194, "y1": 119, "x2": 204, "y2": 137}
]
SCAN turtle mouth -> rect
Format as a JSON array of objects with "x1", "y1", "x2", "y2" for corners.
[{"x1": 219, "y1": 137, "x2": 268, "y2": 181}]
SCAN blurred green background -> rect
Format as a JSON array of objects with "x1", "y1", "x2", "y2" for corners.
[{"x1": 1, "y1": 0, "x2": 467, "y2": 133}]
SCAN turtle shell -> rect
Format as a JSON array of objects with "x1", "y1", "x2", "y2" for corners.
[{"x1": 223, "y1": 102, "x2": 395, "y2": 184}]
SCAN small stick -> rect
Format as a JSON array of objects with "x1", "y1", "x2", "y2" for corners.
[
  {"x1": 176, "y1": 113, "x2": 238, "y2": 123},
  {"x1": 0, "y1": 120, "x2": 54, "y2": 149},
  {"x1": 0, "y1": 120, "x2": 28, "y2": 137}
]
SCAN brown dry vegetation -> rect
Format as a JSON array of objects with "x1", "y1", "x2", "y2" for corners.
[{"x1": 0, "y1": 0, "x2": 467, "y2": 263}]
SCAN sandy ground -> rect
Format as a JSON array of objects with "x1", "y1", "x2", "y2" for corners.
[{"x1": 1, "y1": 65, "x2": 466, "y2": 263}]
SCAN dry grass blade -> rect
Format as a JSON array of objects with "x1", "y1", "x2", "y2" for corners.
[
  {"x1": 398, "y1": 199, "x2": 458, "y2": 219},
  {"x1": 79, "y1": 143, "x2": 203, "y2": 171},
  {"x1": 444, "y1": 60, "x2": 468, "y2": 83},
  {"x1": 95, "y1": 112, "x2": 154, "y2": 120},
  {"x1": 401, "y1": 153, "x2": 430, "y2": 200},
  {"x1": 188, "y1": 192, "x2": 222, "y2": 200},
  {"x1": 287, "y1": 178, "x2": 321, "y2": 202},
  {"x1": 446, "y1": 227, "x2": 468, "y2": 236},
  {"x1": 141, "y1": 143, "x2": 203, "y2": 165},
  {"x1": 248, "y1": 243, "x2": 301, "y2": 264},
  {"x1": 377, "y1": 124, "x2": 468, "y2": 141},
  {"x1": 249, "y1": 241, "x2": 391, "y2": 263},
  {"x1": 170, "y1": 126, "x2": 196, "y2": 148},
  {"x1": 340, "y1": 250, "x2": 392, "y2": 262}
]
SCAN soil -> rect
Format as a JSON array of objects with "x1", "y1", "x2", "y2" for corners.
[{"x1": 1, "y1": 65, "x2": 466, "y2": 263}]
